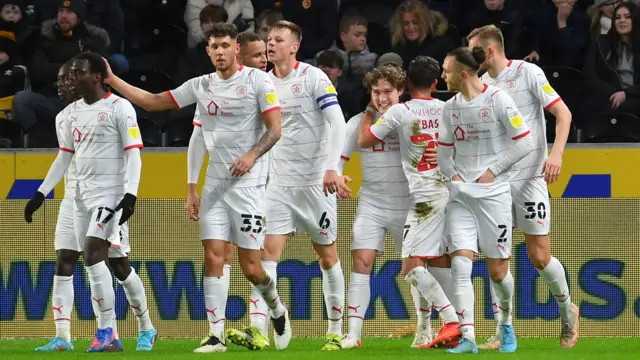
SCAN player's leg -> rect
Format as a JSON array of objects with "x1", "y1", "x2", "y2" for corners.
[
  {"x1": 478, "y1": 276, "x2": 502, "y2": 350},
  {"x1": 36, "y1": 199, "x2": 80, "y2": 352},
  {"x1": 513, "y1": 178, "x2": 578, "y2": 348},
  {"x1": 343, "y1": 206, "x2": 386, "y2": 348},
  {"x1": 226, "y1": 186, "x2": 291, "y2": 351},
  {"x1": 426, "y1": 255, "x2": 461, "y2": 349},
  {"x1": 401, "y1": 198, "x2": 460, "y2": 349},
  {"x1": 303, "y1": 186, "x2": 344, "y2": 351},
  {"x1": 443, "y1": 192, "x2": 480, "y2": 354},
  {"x1": 476, "y1": 183, "x2": 517, "y2": 353}
]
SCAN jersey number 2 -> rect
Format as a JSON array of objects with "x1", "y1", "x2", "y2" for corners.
[{"x1": 411, "y1": 133, "x2": 439, "y2": 172}]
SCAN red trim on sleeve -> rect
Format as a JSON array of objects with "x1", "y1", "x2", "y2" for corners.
[
  {"x1": 512, "y1": 130, "x2": 531, "y2": 140},
  {"x1": 437, "y1": 141, "x2": 454, "y2": 147},
  {"x1": 167, "y1": 91, "x2": 180, "y2": 110},
  {"x1": 340, "y1": 155, "x2": 350, "y2": 161},
  {"x1": 59, "y1": 147, "x2": 75, "y2": 154},
  {"x1": 262, "y1": 106, "x2": 280, "y2": 115},
  {"x1": 104, "y1": 92, "x2": 112, "y2": 99},
  {"x1": 192, "y1": 121, "x2": 202, "y2": 127},
  {"x1": 368, "y1": 127, "x2": 382, "y2": 141},
  {"x1": 124, "y1": 144, "x2": 144, "y2": 151},
  {"x1": 544, "y1": 97, "x2": 562, "y2": 110}
]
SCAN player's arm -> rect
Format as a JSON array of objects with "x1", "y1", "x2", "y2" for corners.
[
  {"x1": 186, "y1": 109, "x2": 206, "y2": 220},
  {"x1": 357, "y1": 105, "x2": 382, "y2": 148},
  {"x1": 527, "y1": 65, "x2": 572, "y2": 183},
  {"x1": 114, "y1": 101, "x2": 144, "y2": 225},
  {"x1": 436, "y1": 104, "x2": 460, "y2": 181},
  {"x1": 316, "y1": 79, "x2": 347, "y2": 175},
  {"x1": 104, "y1": 61, "x2": 198, "y2": 111},
  {"x1": 338, "y1": 113, "x2": 361, "y2": 172},
  {"x1": 488, "y1": 92, "x2": 535, "y2": 178}
]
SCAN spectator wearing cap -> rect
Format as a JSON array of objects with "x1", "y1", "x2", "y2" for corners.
[
  {"x1": 185, "y1": 0, "x2": 255, "y2": 48},
  {"x1": 317, "y1": 49, "x2": 367, "y2": 120},
  {"x1": 11, "y1": 0, "x2": 109, "y2": 134}
]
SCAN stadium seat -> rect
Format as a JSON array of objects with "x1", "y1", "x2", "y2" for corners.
[
  {"x1": 445, "y1": 24, "x2": 462, "y2": 47},
  {"x1": 582, "y1": 112, "x2": 640, "y2": 143},
  {"x1": 541, "y1": 66, "x2": 585, "y2": 126},
  {"x1": 433, "y1": 91, "x2": 456, "y2": 102},
  {"x1": 125, "y1": 24, "x2": 187, "y2": 72}
]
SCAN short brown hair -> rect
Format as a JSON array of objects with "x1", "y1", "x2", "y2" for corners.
[
  {"x1": 363, "y1": 65, "x2": 406, "y2": 91},
  {"x1": 199, "y1": 5, "x2": 228, "y2": 24},
  {"x1": 238, "y1": 32, "x2": 261, "y2": 47},
  {"x1": 466, "y1": 25, "x2": 504, "y2": 50},
  {"x1": 270, "y1": 20, "x2": 302, "y2": 42},
  {"x1": 339, "y1": 14, "x2": 367, "y2": 34},
  {"x1": 256, "y1": 9, "x2": 283, "y2": 27}
]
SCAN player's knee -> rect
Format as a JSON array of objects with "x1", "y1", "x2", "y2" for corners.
[
  {"x1": 351, "y1": 252, "x2": 374, "y2": 274},
  {"x1": 487, "y1": 262, "x2": 509, "y2": 282},
  {"x1": 525, "y1": 235, "x2": 551, "y2": 270},
  {"x1": 223, "y1": 244, "x2": 234, "y2": 265},
  {"x1": 239, "y1": 258, "x2": 263, "y2": 284},
  {"x1": 55, "y1": 250, "x2": 80, "y2": 276},
  {"x1": 108, "y1": 258, "x2": 132, "y2": 281},
  {"x1": 314, "y1": 243, "x2": 339, "y2": 269}
]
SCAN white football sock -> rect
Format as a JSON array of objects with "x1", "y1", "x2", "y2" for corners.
[
  {"x1": 86, "y1": 261, "x2": 115, "y2": 330},
  {"x1": 490, "y1": 271, "x2": 514, "y2": 325},
  {"x1": 250, "y1": 261, "x2": 276, "y2": 335},
  {"x1": 347, "y1": 272, "x2": 370, "y2": 338},
  {"x1": 451, "y1": 257, "x2": 475, "y2": 342},
  {"x1": 489, "y1": 278, "x2": 500, "y2": 336},
  {"x1": 255, "y1": 271, "x2": 285, "y2": 318},
  {"x1": 411, "y1": 284, "x2": 432, "y2": 332},
  {"x1": 537, "y1": 257, "x2": 572, "y2": 320},
  {"x1": 263, "y1": 261, "x2": 277, "y2": 336},
  {"x1": 111, "y1": 308, "x2": 119, "y2": 340},
  {"x1": 429, "y1": 267, "x2": 454, "y2": 304},
  {"x1": 203, "y1": 276, "x2": 228, "y2": 339},
  {"x1": 322, "y1": 261, "x2": 345, "y2": 336},
  {"x1": 119, "y1": 267, "x2": 154, "y2": 331},
  {"x1": 52, "y1": 275, "x2": 73, "y2": 342},
  {"x1": 405, "y1": 266, "x2": 457, "y2": 324}
]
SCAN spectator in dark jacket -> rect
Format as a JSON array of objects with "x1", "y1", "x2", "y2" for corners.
[
  {"x1": 275, "y1": 0, "x2": 338, "y2": 61},
  {"x1": 0, "y1": 25, "x2": 27, "y2": 146},
  {"x1": 12, "y1": 0, "x2": 109, "y2": 132},
  {"x1": 583, "y1": 2, "x2": 640, "y2": 117},
  {"x1": 539, "y1": 0, "x2": 589, "y2": 68},
  {"x1": 0, "y1": 0, "x2": 38, "y2": 64}
]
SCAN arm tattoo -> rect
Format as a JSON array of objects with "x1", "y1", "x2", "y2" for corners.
[{"x1": 249, "y1": 125, "x2": 279, "y2": 159}]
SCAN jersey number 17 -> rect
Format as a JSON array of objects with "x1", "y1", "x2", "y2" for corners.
[{"x1": 411, "y1": 133, "x2": 439, "y2": 172}]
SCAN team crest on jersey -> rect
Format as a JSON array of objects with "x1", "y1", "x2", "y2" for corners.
[
  {"x1": 291, "y1": 83, "x2": 303, "y2": 96},
  {"x1": 454, "y1": 126, "x2": 465, "y2": 141},
  {"x1": 97, "y1": 112, "x2": 108, "y2": 124},
  {"x1": 506, "y1": 79, "x2": 516, "y2": 91},
  {"x1": 479, "y1": 107, "x2": 491, "y2": 121},
  {"x1": 236, "y1": 85, "x2": 247, "y2": 98}
]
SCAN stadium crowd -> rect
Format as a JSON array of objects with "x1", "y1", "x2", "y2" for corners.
[{"x1": 0, "y1": 0, "x2": 639, "y2": 148}]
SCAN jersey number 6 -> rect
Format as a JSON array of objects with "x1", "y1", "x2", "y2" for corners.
[{"x1": 411, "y1": 132, "x2": 439, "y2": 172}]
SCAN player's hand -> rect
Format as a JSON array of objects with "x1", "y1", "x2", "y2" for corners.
[
  {"x1": 476, "y1": 169, "x2": 496, "y2": 184},
  {"x1": 543, "y1": 151, "x2": 562, "y2": 184},
  {"x1": 524, "y1": 51, "x2": 540, "y2": 63},
  {"x1": 185, "y1": 190, "x2": 200, "y2": 221},
  {"x1": 102, "y1": 57, "x2": 115, "y2": 85},
  {"x1": 424, "y1": 146, "x2": 437, "y2": 164},
  {"x1": 24, "y1": 191, "x2": 45, "y2": 223},
  {"x1": 609, "y1": 91, "x2": 626, "y2": 109},
  {"x1": 451, "y1": 174, "x2": 464, "y2": 182},
  {"x1": 337, "y1": 175, "x2": 353, "y2": 199},
  {"x1": 323, "y1": 170, "x2": 340, "y2": 196},
  {"x1": 114, "y1": 193, "x2": 137, "y2": 225},
  {"x1": 230, "y1": 152, "x2": 257, "y2": 177}
]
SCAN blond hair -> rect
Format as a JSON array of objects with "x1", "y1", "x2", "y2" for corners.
[
  {"x1": 466, "y1": 24, "x2": 505, "y2": 50},
  {"x1": 389, "y1": 0, "x2": 430, "y2": 46},
  {"x1": 270, "y1": 20, "x2": 302, "y2": 42}
]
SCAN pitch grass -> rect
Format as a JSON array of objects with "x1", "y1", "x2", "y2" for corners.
[{"x1": 0, "y1": 338, "x2": 637, "y2": 359}]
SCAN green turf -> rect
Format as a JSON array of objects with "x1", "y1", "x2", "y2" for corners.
[{"x1": 0, "y1": 338, "x2": 637, "y2": 359}]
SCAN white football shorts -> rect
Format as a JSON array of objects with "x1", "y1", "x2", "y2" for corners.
[
  {"x1": 72, "y1": 195, "x2": 129, "y2": 257},
  {"x1": 351, "y1": 197, "x2": 409, "y2": 254},
  {"x1": 402, "y1": 196, "x2": 448, "y2": 259},
  {"x1": 511, "y1": 177, "x2": 551, "y2": 236}
]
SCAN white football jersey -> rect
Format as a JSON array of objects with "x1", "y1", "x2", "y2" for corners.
[
  {"x1": 171, "y1": 66, "x2": 279, "y2": 189},
  {"x1": 268, "y1": 61, "x2": 341, "y2": 186},
  {"x1": 342, "y1": 112, "x2": 409, "y2": 210},
  {"x1": 59, "y1": 93, "x2": 143, "y2": 199},
  {"x1": 438, "y1": 84, "x2": 531, "y2": 182},
  {"x1": 55, "y1": 104, "x2": 78, "y2": 199},
  {"x1": 481, "y1": 60, "x2": 561, "y2": 180},
  {"x1": 369, "y1": 98, "x2": 449, "y2": 203}
]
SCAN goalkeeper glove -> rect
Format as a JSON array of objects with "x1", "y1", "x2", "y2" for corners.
[
  {"x1": 115, "y1": 193, "x2": 137, "y2": 225},
  {"x1": 24, "y1": 191, "x2": 45, "y2": 223}
]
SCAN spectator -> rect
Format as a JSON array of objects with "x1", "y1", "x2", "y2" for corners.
[
  {"x1": 539, "y1": 0, "x2": 589, "y2": 68},
  {"x1": 588, "y1": 0, "x2": 621, "y2": 40},
  {"x1": 12, "y1": 0, "x2": 109, "y2": 133},
  {"x1": 185, "y1": 0, "x2": 255, "y2": 48},
  {"x1": 317, "y1": 49, "x2": 366, "y2": 120},
  {"x1": 317, "y1": 14, "x2": 377, "y2": 82},
  {"x1": 255, "y1": 8, "x2": 283, "y2": 42},
  {"x1": 464, "y1": 0, "x2": 533, "y2": 60},
  {"x1": 0, "y1": 25, "x2": 27, "y2": 146},
  {"x1": 174, "y1": 4, "x2": 225, "y2": 85},
  {"x1": 389, "y1": 0, "x2": 454, "y2": 70},
  {"x1": 583, "y1": 2, "x2": 640, "y2": 117},
  {"x1": 275, "y1": 0, "x2": 338, "y2": 61},
  {"x1": 0, "y1": 1, "x2": 38, "y2": 63}
]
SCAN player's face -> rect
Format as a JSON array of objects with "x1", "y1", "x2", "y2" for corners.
[
  {"x1": 267, "y1": 28, "x2": 299, "y2": 63},
  {"x1": 441, "y1": 56, "x2": 462, "y2": 92},
  {"x1": 69, "y1": 59, "x2": 97, "y2": 97},
  {"x1": 371, "y1": 79, "x2": 401, "y2": 113},
  {"x1": 56, "y1": 67, "x2": 73, "y2": 102},
  {"x1": 241, "y1": 40, "x2": 267, "y2": 71},
  {"x1": 207, "y1": 35, "x2": 239, "y2": 72},
  {"x1": 614, "y1": 6, "x2": 633, "y2": 36},
  {"x1": 467, "y1": 37, "x2": 490, "y2": 72}
]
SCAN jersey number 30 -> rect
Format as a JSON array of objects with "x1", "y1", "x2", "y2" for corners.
[{"x1": 411, "y1": 133, "x2": 439, "y2": 172}]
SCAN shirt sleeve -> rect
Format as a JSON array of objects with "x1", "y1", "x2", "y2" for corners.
[
  {"x1": 525, "y1": 64, "x2": 562, "y2": 111},
  {"x1": 437, "y1": 103, "x2": 455, "y2": 147},
  {"x1": 116, "y1": 100, "x2": 145, "y2": 151},
  {"x1": 193, "y1": 106, "x2": 201, "y2": 127},
  {"x1": 341, "y1": 114, "x2": 361, "y2": 161},
  {"x1": 493, "y1": 91, "x2": 531, "y2": 140},
  {"x1": 312, "y1": 69, "x2": 341, "y2": 111},
  {"x1": 254, "y1": 71, "x2": 280, "y2": 115},
  {"x1": 59, "y1": 110, "x2": 76, "y2": 153},
  {"x1": 370, "y1": 104, "x2": 402, "y2": 141},
  {"x1": 168, "y1": 76, "x2": 200, "y2": 110}
]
